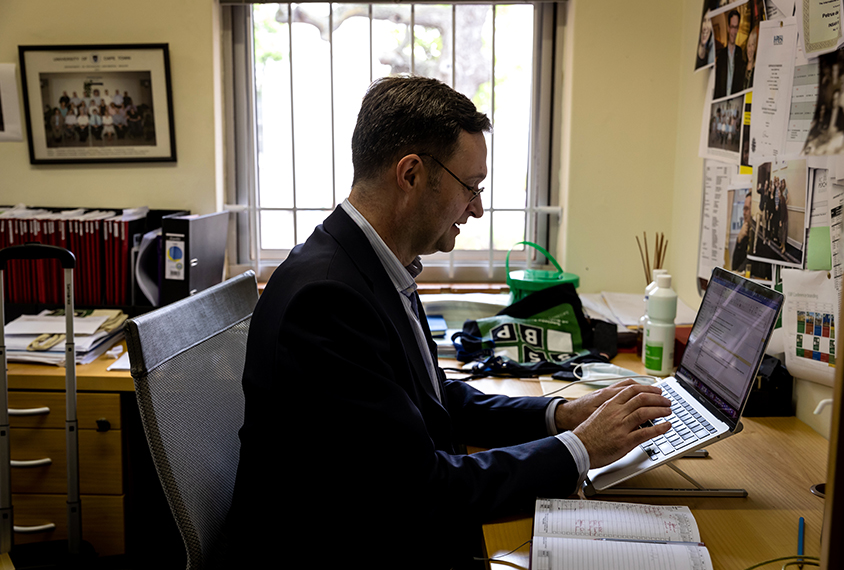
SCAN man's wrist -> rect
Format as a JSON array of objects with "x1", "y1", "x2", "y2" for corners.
[
  {"x1": 546, "y1": 397, "x2": 566, "y2": 435},
  {"x1": 555, "y1": 431, "x2": 590, "y2": 490}
]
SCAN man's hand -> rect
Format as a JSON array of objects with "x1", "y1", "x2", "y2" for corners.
[
  {"x1": 572, "y1": 385, "x2": 672, "y2": 469},
  {"x1": 737, "y1": 220, "x2": 749, "y2": 241},
  {"x1": 554, "y1": 379, "x2": 644, "y2": 432}
]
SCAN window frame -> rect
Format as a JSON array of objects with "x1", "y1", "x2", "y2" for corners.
[{"x1": 222, "y1": 1, "x2": 566, "y2": 283}]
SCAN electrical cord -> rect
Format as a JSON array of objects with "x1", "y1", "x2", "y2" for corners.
[
  {"x1": 739, "y1": 556, "x2": 819, "y2": 570},
  {"x1": 471, "y1": 539, "x2": 531, "y2": 565}
]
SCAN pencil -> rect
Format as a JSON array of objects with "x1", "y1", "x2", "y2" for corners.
[{"x1": 798, "y1": 516, "x2": 804, "y2": 568}]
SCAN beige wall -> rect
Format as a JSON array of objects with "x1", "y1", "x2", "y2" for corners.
[
  {"x1": 559, "y1": 1, "x2": 686, "y2": 299},
  {"x1": 0, "y1": 0, "x2": 223, "y2": 215}
]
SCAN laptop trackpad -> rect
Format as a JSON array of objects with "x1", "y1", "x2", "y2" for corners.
[{"x1": 588, "y1": 446, "x2": 653, "y2": 491}]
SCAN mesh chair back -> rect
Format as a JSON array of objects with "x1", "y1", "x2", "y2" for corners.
[{"x1": 124, "y1": 271, "x2": 258, "y2": 570}]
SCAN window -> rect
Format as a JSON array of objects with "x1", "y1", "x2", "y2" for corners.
[{"x1": 223, "y1": 2, "x2": 564, "y2": 282}]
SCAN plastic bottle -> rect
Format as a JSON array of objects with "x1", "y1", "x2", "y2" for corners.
[
  {"x1": 643, "y1": 274, "x2": 677, "y2": 376},
  {"x1": 638, "y1": 269, "x2": 668, "y2": 361}
]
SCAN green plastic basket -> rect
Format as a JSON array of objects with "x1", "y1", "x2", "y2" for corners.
[{"x1": 505, "y1": 241, "x2": 580, "y2": 303}]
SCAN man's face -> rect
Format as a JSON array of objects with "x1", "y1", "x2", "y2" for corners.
[
  {"x1": 743, "y1": 195, "x2": 751, "y2": 223},
  {"x1": 417, "y1": 131, "x2": 487, "y2": 255},
  {"x1": 728, "y1": 15, "x2": 740, "y2": 47}
]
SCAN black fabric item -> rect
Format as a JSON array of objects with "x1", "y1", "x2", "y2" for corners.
[
  {"x1": 498, "y1": 283, "x2": 594, "y2": 349},
  {"x1": 590, "y1": 319, "x2": 618, "y2": 360}
]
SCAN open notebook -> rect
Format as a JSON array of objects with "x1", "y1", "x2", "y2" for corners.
[{"x1": 531, "y1": 498, "x2": 713, "y2": 570}]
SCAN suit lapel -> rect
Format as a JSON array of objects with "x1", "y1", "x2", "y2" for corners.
[{"x1": 322, "y1": 208, "x2": 445, "y2": 407}]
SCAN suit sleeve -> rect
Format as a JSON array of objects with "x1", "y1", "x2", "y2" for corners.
[
  {"x1": 278, "y1": 281, "x2": 579, "y2": 550},
  {"x1": 441, "y1": 374, "x2": 555, "y2": 447}
]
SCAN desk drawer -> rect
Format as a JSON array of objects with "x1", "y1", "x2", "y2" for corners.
[
  {"x1": 12, "y1": 493, "x2": 125, "y2": 557},
  {"x1": 9, "y1": 392, "x2": 121, "y2": 430},
  {"x1": 10, "y1": 428, "x2": 122, "y2": 495}
]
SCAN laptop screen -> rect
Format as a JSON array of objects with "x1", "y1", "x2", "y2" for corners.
[{"x1": 674, "y1": 267, "x2": 783, "y2": 422}]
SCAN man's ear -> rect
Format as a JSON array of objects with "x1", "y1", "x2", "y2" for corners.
[{"x1": 396, "y1": 154, "x2": 425, "y2": 195}]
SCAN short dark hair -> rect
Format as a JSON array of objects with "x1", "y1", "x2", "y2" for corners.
[
  {"x1": 351, "y1": 75, "x2": 491, "y2": 186},
  {"x1": 728, "y1": 9, "x2": 740, "y2": 25}
]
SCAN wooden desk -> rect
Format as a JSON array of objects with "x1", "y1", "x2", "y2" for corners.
[
  {"x1": 7, "y1": 342, "x2": 133, "y2": 392},
  {"x1": 465, "y1": 354, "x2": 830, "y2": 570},
  {"x1": 5, "y1": 346, "x2": 136, "y2": 557}
]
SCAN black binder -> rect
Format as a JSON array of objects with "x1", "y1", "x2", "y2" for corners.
[{"x1": 160, "y1": 211, "x2": 228, "y2": 305}]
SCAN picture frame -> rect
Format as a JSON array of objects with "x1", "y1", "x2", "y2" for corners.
[{"x1": 18, "y1": 44, "x2": 176, "y2": 164}]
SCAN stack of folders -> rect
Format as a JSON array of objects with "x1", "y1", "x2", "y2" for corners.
[
  {"x1": 0, "y1": 204, "x2": 149, "y2": 307},
  {"x1": 531, "y1": 498, "x2": 713, "y2": 570},
  {"x1": 3, "y1": 309, "x2": 126, "y2": 366}
]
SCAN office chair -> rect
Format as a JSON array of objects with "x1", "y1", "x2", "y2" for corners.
[{"x1": 124, "y1": 270, "x2": 258, "y2": 570}]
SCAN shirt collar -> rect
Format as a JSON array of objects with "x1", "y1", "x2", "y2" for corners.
[{"x1": 340, "y1": 199, "x2": 423, "y2": 294}]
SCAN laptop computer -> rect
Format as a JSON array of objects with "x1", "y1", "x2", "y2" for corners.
[{"x1": 584, "y1": 266, "x2": 784, "y2": 493}]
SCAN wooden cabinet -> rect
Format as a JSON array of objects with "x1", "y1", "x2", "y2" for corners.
[{"x1": 7, "y1": 391, "x2": 125, "y2": 556}]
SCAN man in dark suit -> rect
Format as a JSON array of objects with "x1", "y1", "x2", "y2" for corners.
[
  {"x1": 731, "y1": 192, "x2": 752, "y2": 271},
  {"x1": 226, "y1": 76, "x2": 671, "y2": 569},
  {"x1": 714, "y1": 9, "x2": 746, "y2": 99}
]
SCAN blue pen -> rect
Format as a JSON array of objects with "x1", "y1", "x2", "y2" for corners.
[{"x1": 798, "y1": 517, "x2": 805, "y2": 569}]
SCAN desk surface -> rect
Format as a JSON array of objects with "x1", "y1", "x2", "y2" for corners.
[
  {"x1": 6, "y1": 341, "x2": 133, "y2": 392},
  {"x1": 465, "y1": 353, "x2": 830, "y2": 570}
]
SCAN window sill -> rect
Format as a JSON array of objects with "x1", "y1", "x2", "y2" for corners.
[{"x1": 256, "y1": 282, "x2": 509, "y2": 296}]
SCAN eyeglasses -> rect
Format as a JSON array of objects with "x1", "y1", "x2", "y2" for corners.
[{"x1": 420, "y1": 153, "x2": 484, "y2": 202}]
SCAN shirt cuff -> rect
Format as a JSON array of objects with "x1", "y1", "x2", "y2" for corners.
[
  {"x1": 555, "y1": 430, "x2": 590, "y2": 491},
  {"x1": 545, "y1": 397, "x2": 566, "y2": 436}
]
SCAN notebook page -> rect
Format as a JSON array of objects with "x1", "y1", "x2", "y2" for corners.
[
  {"x1": 531, "y1": 536, "x2": 714, "y2": 570},
  {"x1": 534, "y1": 498, "x2": 702, "y2": 542}
]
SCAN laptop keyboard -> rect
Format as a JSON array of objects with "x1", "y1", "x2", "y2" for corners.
[{"x1": 640, "y1": 385, "x2": 718, "y2": 461}]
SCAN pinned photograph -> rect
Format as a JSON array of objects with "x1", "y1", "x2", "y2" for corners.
[
  {"x1": 727, "y1": 187, "x2": 772, "y2": 280},
  {"x1": 747, "y1": 159, "x2": 809, "y2": 269},
  {"x1": 707, "y1": 93, "x2": 744, "y2": 155},
  {"x1": 711, "y1": 0, "x2": 766, "y2": 100},
  {"x1": 695, "y1": 1, "x2": 720, "y2": 71},
  {"x1": 802, "y1": 48, "x2": 844, "y2": 155}
]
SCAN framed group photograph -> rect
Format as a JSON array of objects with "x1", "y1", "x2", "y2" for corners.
[{"x1": 18, "y1": 43, "x2": 176, "y2": 164}]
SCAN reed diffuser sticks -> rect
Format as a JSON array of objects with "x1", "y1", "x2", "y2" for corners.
[{"x1": 636, "y1": 232, "x2": 668, "y2": 286}]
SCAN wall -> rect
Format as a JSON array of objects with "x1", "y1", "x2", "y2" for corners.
[
  {"x1": 0, "y1": 0, "x2": 223, "y2": 215},
  {"x1": 559, "y1": 1, "x2": 685, "y2": 300}
]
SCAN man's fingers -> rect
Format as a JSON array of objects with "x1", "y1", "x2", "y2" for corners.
[
  {"x1": 623, "y1": 398, "x2": 672, "y2": 429},
  {"x1": 630, "y1": 420, "x2": 672, "y2": 447},
  {"x1": 608, "y1": 384, "x2": 668, "y2": 408},
  {"x1": 608, "y1": 379, "x2": 639, "y2": 389}
]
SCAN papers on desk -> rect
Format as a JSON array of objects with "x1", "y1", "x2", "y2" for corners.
[
  {"x1": 107, "y1": 351, "x2": 131, "y2": 371},
  {"x1": 580, "y1": 292, "x2": 697, "y2": 328},
  {"x1": 3, "y1": 310, "x2": 125, "y2": 366},
  {"x1": 531, "y1": 498, "x2": 713, "y2": 570},
  {"x1": 5, "y1": 314, "x2": 109, "y2": 336}
]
